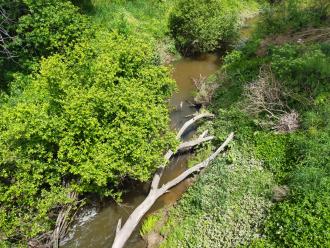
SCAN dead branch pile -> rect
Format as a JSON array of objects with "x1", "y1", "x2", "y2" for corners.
[
  {"x1": 244, "y1": 67, "x2": 300, "y2": 132},
  {"x1": 274, "y1": 110, "x2": 299, "y2": 132},
  {"x1": 244, "y1": 67, "x2": 289, "y2": 119},
  {"x1": 193, "y1": 74, "x2": 219, "y2": 106},
  {"x1": 28, "y1": 191, "x2": 79, "y2": 248}
]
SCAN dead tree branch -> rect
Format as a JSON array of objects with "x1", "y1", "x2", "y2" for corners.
[
  {"x1": 176, "y1": 112, "x2": 214, "y2": 138},
  {"x1": 51, "y1": 191, "x2": 78, "y2": 248},
  {"x1": 112, "y1": 132, "x2": 234, "y2": 248}
]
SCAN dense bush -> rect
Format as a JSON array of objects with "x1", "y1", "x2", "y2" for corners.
[
  {"x1": 259, "y1": 99, "x2": 330, "y2": 247},
  {"x1": 258, "y1": 0, "x2": 330, "y2": 35},
  {"x1": 270, "y1": 43, "x2": 330, "y2": 100},
  {"x1": 0, "y1": 31, "x2": 177, "y2": 245},
  {"x1": 15, "y1": 0, "x2": 91, "y2": 59},
  {"x1": 0, "y1": 0, "x2": 91, "y2": 90},
  {"x1": 90, "y1": 0, "x2": 176, "y2": 39},
  {"x1": 169, "y1": 0, "x2": 239, "y2": 54}
]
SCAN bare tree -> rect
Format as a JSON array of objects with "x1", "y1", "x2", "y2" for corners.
[{"x1": 0, "y1": 6, "x2": 15, "y2": 59}]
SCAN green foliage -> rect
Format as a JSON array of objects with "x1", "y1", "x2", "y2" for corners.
[
  {"x1": 15, "y1": 0, "x2": 91, "y2": 58},
  {"x1": 90, "y1": 0, "x2": 176, "y2": 39},
  {"x1": 270, "y1": 43, "x2": 330, "y2": 99},
  {"x1": 161, "y1": 146, "x2": 274, "y2": 247},
  {"x1": 258, "y1": 0, "x2": 330, "y2": 35},
  {"x1": 254, "y1": 132, "x2": 291, "y2": 180},
  {"x1": 169, "y1": 0, "x2": 239, "y2": 54},
  {"x1": 165, "y1": 4, "x2": 330, "y2": 246},
  {"x1": 140, "y1": 212, "x2": 162, "y2": 236},
  {"x1": 0, "y1": 31, "x2": 177, "y2": 244},
  {"x1": 0, "y1": 0, "x2": 92, "y2": 91},
  {"x1": 260, "y1": 101, "x2": 330, "y2": 247},
  {"x1": 264, "y1": 194, "x2": 330, "y2": 248}
]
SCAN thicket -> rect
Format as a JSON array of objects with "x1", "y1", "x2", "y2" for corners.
[
  {"x1": 0, "y1": 0, "x2": 91, "y2": 90},
  {"x1": 0, "y1": 0, "x2": 177, "y2": 246},
  {"x1": 169, "y1": 0, "x2": 267, "y2": 55},
  {"x1": 88, "y1": 0, "x2": 179, "y2": 64},
  {"x1": 169, "y1": 0, "x2": 239, "y2": 54},
  {"x1": 258, "y1": 0, "x2": 330, "y2": 35},
  {"x1": 160, "y1": 0, "x2": 330, "y2": 247}
]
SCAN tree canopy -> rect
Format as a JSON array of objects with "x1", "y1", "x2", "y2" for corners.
[{"x1": 0, "y1": 30, "x2": 177, "y2": 244}]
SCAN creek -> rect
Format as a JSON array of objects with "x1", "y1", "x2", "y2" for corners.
[{"x1": 62, "y1": 54, "x2": 221, "y2": 248}]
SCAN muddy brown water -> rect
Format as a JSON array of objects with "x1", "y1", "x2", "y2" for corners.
[{"x1": 61, "y1": 54, "x2": 220, "y2": 248}]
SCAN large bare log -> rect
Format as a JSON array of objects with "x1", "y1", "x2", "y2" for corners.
[{"x1": 112, "y1": 132, "x2": 234, "y2": 248}]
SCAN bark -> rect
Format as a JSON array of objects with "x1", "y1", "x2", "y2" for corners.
[
  {"x1": 112, "y1": 132, "x2": 234, "y2": 248},
  {"x1": 178, "y1": 136, "x2": 214, "y2": 151},
  {"x1": 176, "y1": 112, "x2": 214, "y2": 138}
]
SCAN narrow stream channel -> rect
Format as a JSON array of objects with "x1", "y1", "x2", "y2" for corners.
[{"x1": 62, "y1": 54, "x2": 221, "y2": 248}]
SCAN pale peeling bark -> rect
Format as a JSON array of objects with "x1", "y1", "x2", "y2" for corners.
[
  {"x1": 112, "y1": 126, "x2": 234, "y2": 248},
  {"x1": 176, "y1": 112, "x2": 214, "y2": 138}
]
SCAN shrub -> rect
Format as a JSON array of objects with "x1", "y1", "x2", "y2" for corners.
[
  {"x1": 263, "y1": 192, "x2": 330, "y2": 247},
  {"x1": 258, "y1": 0, "x2": 330, "y2": 35},
  {"x1": 169, "y1": 0, "x2": 239, "y2": 54},
  {"x1": 15, "y1": 0, "x2": 91, "y2": 59},
  {"x1": 254, "y1": 132, "x2": 292, "y2": 180},
  {"x1": 0, "y1": 31, "x2": 177, "y2": 245},
  {"x1": 271, "y1": 44, "x2": 330, "y2": 100}
]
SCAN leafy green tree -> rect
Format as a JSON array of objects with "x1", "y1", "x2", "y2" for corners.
[
  {"x1": 0, "y1": 31, "x2": 177, "y2": 244},
  {"x1": 169, "y1": 0, "x2": 239, "y2": 54},
  {"x1": 0, "y1": 0, "x2": 91, "y2": 90},
  {"x1": 15, "y1": 0, "x2": 91, "y2": 58}
]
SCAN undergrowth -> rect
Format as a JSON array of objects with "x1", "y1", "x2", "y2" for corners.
[{"x1": 160, "y1": 0, "x2": 330, "y2": 247}]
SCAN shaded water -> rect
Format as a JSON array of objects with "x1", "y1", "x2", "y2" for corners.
[{"x1": 62, "y1": 54, "x2": 220, "y2": 248}]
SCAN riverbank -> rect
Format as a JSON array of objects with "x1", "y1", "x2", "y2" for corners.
[
  {"x1": 147, "y1": 2, "x2": 330, "y2": 247},
  {"x1": 62, "y1": 1, "x2": 265, "y2": 247},
  {"x1": 2, "y1": 1, "x2": 327, "y2": 247}
]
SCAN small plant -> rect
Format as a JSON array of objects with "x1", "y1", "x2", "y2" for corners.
[{"x1": 140, "y1": 213, "x2": 162, "y2": 236}]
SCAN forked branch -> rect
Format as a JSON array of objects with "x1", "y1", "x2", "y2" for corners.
[{"x1": 112, "y1": 131, "x2": 234, "y2": 248}]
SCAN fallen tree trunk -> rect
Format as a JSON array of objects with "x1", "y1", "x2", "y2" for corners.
[
  {"x1": 178, "y1": 135, "x2": 214, "y2": 151},
  {"x1": 176, "y1": 112, "x2": 214, "y2": 138},
  {"x1": 112, "y1": 132, "x2": 234, "y2": 248}
]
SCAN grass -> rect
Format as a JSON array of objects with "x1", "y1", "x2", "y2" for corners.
[
  {"x1": 140, "y1": 212, "x2": 162, "y2": 236},
  {"x1": 160, "y1": 145, "x2": 274, "y2": 248},
  {"x1": 89, "y1": 0, "x2": 177, "y2": 39}
]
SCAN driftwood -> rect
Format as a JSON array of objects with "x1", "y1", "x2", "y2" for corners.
[
  {"x1": 51, "y1": 191, "x2": 78, "y2": 248},
  {"x1": 112, "y1": 111, "x2": 233, "y2": 248},
  {"x1": 178, "y1": 135, "x2": 214, "y2": 151},
  {"x1": 176, "y1": 112, "x2": 214, "y2": 138}
]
